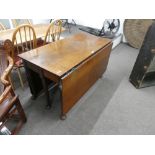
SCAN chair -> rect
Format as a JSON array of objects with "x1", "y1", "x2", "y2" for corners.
[
  {"x1": 61, "y1": 19, "x2": 76, "y2": 33},
  {"x1": 44, "y1": 19, "x2": 62, "y2": 45},
  {"x1": 4, "y1": 24, "x2": 37, "y2": 88},
  {"x1": 50, "y1": 19, "x2": 76, "y2": 33},
  {"x1": 0, "y1": 22, "x2": 6, "y2": 31},
  {"x1": 0, "y1": 51, "x2": 26, "y2": 135},
  {"x1": 12, "y1": 19, "x2": 32, "y2": 28}
]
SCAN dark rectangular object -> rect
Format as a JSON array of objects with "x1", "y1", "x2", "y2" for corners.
[
  {"x1": 129, "y1": 22, "x2": 155, "y2": 88},
  {"x1": 79, "y1": 26, "x2": 102, "y2": 36}
]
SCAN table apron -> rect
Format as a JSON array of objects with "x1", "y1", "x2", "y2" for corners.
[
  {"x1": 60, "y1": 43, "x2": 113, "y2": 115},
  {"x1": 23, "y1": 61, "x2": 59, "y2": 98}
]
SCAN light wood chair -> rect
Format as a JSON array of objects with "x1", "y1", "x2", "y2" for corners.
[
  {"x1": 4, "y1": 24, "x2": 37, "y2": 88},
  {"x1": 12, "y1": 19, "x2": 32, "y2": 28},
  {"x1": 61, "y1": 19, "x2": 76, "y2": 33},
  {"x1": 44, "y1": 19, "x2": 62, "y2": 45},
  {"x1": 0, "y1": 51, "x2": 26, "y2": 135},
  {"x1": 0, "y1": 22, "x2": 6, "y2": 31}
]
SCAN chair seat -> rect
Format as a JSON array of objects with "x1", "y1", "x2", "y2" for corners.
[{"x1": 37, "y1": 38, "x2": 44, "y2": 47}]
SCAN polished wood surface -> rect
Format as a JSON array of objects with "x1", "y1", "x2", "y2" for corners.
[
  {"x1": 0, "y1": 56, "x2": 14, "y2": 87},
  {"x1": 19, "y1": 32, "x2": 111, "y2": 77},
  {"x1": 0, "y1": 50, "x2": 13, "y2": 94},
  {"x1": 0, "y1": 85, "x2": 27, "y2": 135},
  {"x1": 19, "y1": 32, "x2": 112, "y2": 119},
  {"x1": 0, "y1": 24, "x2": 65, "y2": 41},
  {"x1": 0, "y1": 50, "x2": 14, "y2": 92},
  {"x1": 61, "y1": 44, "x2": 112, "y2": 114},
  {"x1": 0, "y1": 51, "x2": 26, "y2": 134}
]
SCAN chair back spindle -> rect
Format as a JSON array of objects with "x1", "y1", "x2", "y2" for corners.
[
  {"x1": 12, "y1": 24, "x2": 37, "y2": 56},
  {"x1": 44, "y1": 19, "x2": 62, "y2": 44}
]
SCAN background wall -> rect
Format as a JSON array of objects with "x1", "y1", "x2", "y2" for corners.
[
  {"x1": 0, "y1": 19, "x2": 126, "y2": 42},
  {"x1": 0, "y1": 19, "x2": 125, "y2": 35},
  {"x1": 32, "y1": 19, "x2": 51, "y2": 24},
  {"x1": 0, "y1": 19, "x2": 11, "y2": 29}
]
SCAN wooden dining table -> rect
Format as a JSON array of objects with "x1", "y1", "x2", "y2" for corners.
[
  {"x1": 18, "y1": 32, "x2": 113, "y2": 120},
  {"x1": 0, "y1": 24, "x2": 65, "y2": 41}
]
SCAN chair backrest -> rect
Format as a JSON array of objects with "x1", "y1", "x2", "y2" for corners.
[
  {"x1": 44, "y1": 19, "x2": 62, "y2": 44},
  {"x1": 12, "y1": 19, "x2": 32, "y2": 28},
  {"x1": 0, "y1": 50, "x2": 13, "y2": 95},
  {"x1": 3, "y1": 40, "x2": 14, "y2": 62},
  {"x1": 1, "y1": 56, "x2": 13, "y2": 87},
  {"x1": 0, "y1": 53, "x2": 25, "y2": 135},
  {"x1": 0, "y1": 22, "x2": 6, "y2": 31},
  {"x1": 12, "y1": 24, "x2": 37, "y2": 56}
]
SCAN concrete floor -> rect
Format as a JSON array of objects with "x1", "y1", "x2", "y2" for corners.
[{"x1": 10, "y1": 24, "x2": 155, "y2": 135}]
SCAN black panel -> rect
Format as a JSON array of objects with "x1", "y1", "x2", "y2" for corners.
[{"x1": 129, "y1": 22, "x2": 155, "y2": 88}]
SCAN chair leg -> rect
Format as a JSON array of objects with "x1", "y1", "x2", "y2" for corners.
[
  {"x1": 17, "y1": 68, "x2": 24, "y2": 88},
  {"x1": 11, "y1": 98, "x2": 27, "y2": 135}
]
